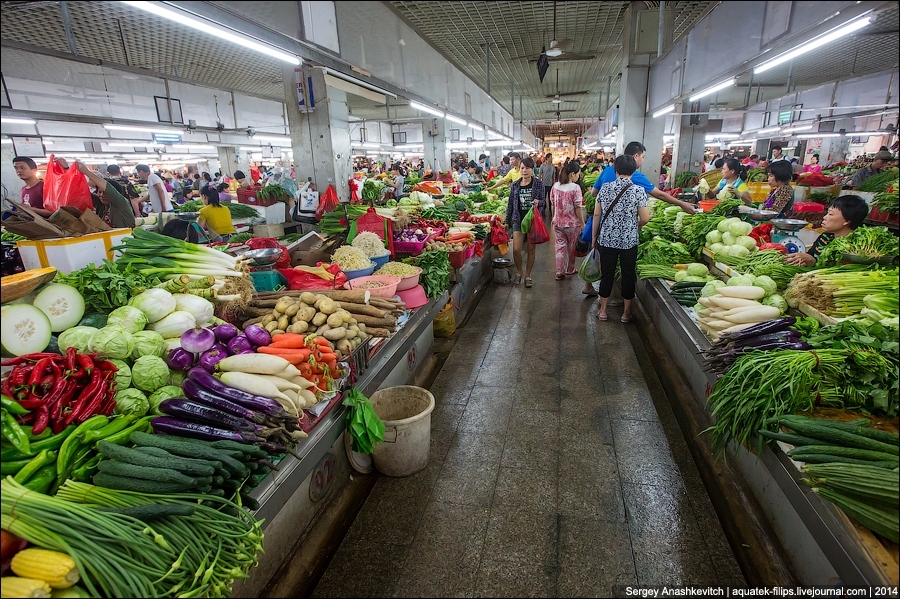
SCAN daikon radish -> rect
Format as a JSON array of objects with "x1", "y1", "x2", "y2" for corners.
[
  {"x1": 698, "y1": 297, "x2": 716, "y2": 308},
  {"x1": 298, "y1": 388, "x2": 318, "y2": 407},
  {"x1": 272, "y1": 395, "x2": 299, "y2": 418},
  {"x1": 708, "y1": 296, "x2": 762, "y2": 310},
  {"x1": 256, "y1": 374, "x2": 309, "y2": 392},
  {"x1": 714, "y1": 304, "x2": 767, "y2": 319},
  {"x1": 701, "y1": 318, "x2": 735, "y2": 330},
  {"x1": 717, "y1": 286, "x2": 765, "y2": 300},
  {"x1": 720, "y1": 306, "x2": 781, "y2": 324},
  {"x1": 218, "y1": 354, "x2": 292, "y2": 375},
  {"x1": 219, "y1": 371, "x2": 292, "y2": 402},
  {"x1": 282, "y1": 388, "x2": 304, "y2": 410}
]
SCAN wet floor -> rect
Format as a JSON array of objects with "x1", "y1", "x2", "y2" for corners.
[{"x1": 313, "y1": 231, "x2": 746, "y2": 597}]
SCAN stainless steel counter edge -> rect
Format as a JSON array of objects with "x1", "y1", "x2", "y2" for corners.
[
  {"x1": 248, "y1": 293, "x2": 448, "y2": 529},
  {"x1": 638, "y1": 277, "x2": 891, "y2": 586}
]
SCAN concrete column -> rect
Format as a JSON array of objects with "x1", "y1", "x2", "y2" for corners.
[
  {"x1": 216, "y1": 147, "x2": 246, "y2": 179},
  {"x1": 422, "y1": 118, "x2": 450, "y2": 173},
  {"x1": 673, "y1": 99, "x2": 710, "y2": 177},
  {"x1": 282, "y1": 65, "x2": 352, "y2": 199}
]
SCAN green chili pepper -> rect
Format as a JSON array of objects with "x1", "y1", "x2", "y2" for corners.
[
  {"x1": 81, "y1": 414, "x2": 137, "y2": 444},
  {"x1": 13, "y1": 449, "x2": 56, "y2": 484},
  {"x1": 1, "y1": 408, "x2": 31, "y2": 455},
  {"x1": 0, "y1": 425, "x2": 75, "y2": 462},
  {"x1": 1, "y1": 394, "x2": 29, "y2": 416},
  {"x1": 24, "y1": 427, "x2": 53, "y2": 441},
  {"x1": 23, "y1": 463, "x2": 57, "y2": 494},
  {"x1": 57, "y1": 414, "x2": 108, "y2": 480},
  {"x1": 1, "y1": 456, "x2": 34, "y2": 476},
  {"x1": 71, "y1": 454, "x2": 102, "y2": 483},
  {"x1": 100, "y1": 415, "x2": 154, "y2": 446}
]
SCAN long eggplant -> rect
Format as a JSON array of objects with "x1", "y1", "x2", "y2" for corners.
[
  {"x1": 258, "y1": 440, "x2": 301, "y2": 460},
  {"x1": 150, "y1": 416, "x2": 265, "y2": 444},
  {"x1": 159, "y1": 398, "x2": 259, "y2": 433},
  {"x1": 187, "y1": 368, "x2": 290, "y2": 418},
  {"x1": 731, "y1": 330, "x2": 801, "y2": 348},
  {"x1": 720, "y1": 317, "x2": 796, "y2": 341},
  {"x1": 182, "y1": 379, "x2": 268, "y2": 424}
]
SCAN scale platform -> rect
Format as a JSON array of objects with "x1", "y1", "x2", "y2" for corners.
[{"x1": 770, "y1": 219, "x2": 809, "y2": 254}]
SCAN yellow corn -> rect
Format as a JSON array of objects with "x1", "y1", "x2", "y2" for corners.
[
  {"x1": 0, "y1": 576, "x2": 51, "y2": 598},
  {"x1": 10, "y1": 549, "x2": 80, "y2": 589}
]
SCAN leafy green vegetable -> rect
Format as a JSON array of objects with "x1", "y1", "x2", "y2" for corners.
[
  {"x1": 637, "y1": 237, "x2": 692, "y2": 268},
  {"x1": 816, "y1": 226, "x2": 900, "y2": 267},
  {"x1": 680, "y1": 213, "x2": 725, "y2": 258},
  {"x1": 1, "y1": 231, "x2": 25, "y2": 243},
  {"x1": 673, "y1": 171, "x2": 699, "y2": 189},
  {"x1": 406, "y1": 250, "x2": 451, "y2": 299},
  {"x1": 175, "y1": 200, "x2": 204, "y2": 213},
  {"x1": 55, "y1": 260, "x2": 160, "y2": 315},
  {"x1": 228, "y1": 232, "x2": 253, "y2": 244},
  {"x1": 225, "y1": 202, "x2": 262, "y2": 219},
  {"x1": 858, "y1": 168, "x2": 899, "y2": 193},
  {"x1": 343, "y1": 387, "x2": 384, "y2": 454}
]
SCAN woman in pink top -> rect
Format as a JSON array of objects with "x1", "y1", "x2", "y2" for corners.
[
  {"x1": 550, "y1": 161, "x2": 585, "y2": 279},
  {"x1": 803, "y1": 154, "x2": 822, "y2": 173}
]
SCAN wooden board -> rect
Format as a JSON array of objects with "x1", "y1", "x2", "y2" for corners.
[{"x1": 795, "y1": 300, "x2": 840, "y2": 326}]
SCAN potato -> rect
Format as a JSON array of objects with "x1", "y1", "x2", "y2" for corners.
[
  {"x1": 348, "y1": 317, "x2": 358, "y2": 326},
  {"x1": 326, "y1": 312, "x2": 345, "y2": 328},
  {"x1": 265, "y1": 321, "x2": 278, "y2": 332},
  {"x1": 300, "y1": 292, "x2": 318, "y2": 305},
  {"x1": 272, "y1": 329, "x2": 285, "y2": 336},
  {"x1": 318, "y1": 298, "x2": 337, "y2": 315},
  {"x1": 316, "y1": 324, "x2": 331, "y2": 335},
  {"x1": 277, "y1": 315, "x2": 290, "y2": 331},
  {"x1": 261, "y1": 314, "x2": 275, "y2": 326},
  {"x1": 345, "y1": 328, "x2": 358, "y2": 340},
  {"x1": 296, "y1": 306, "x2": 317, "y2": 323},
  {"x1": 335, "y1": 339, "x2": 353, "y2": 356},
  {"x1": 358, "y1": 323, "x2": 366, "y2": 333},
  {"x1": 323, "y1": 327, "x2": 347, "y2": 341},
  {"x1": 312, "y1": 312, "x2": 328, "y2": 327},
  {"x1": 284, "y1": 302, "x2": 300, "y2": 317},
  {"x1": 274, "y1": 297, "x2": 293, "y2": 314},
  {"x1": 340, "y1": 310, "x2": 352, "y2": 324},
  {"x1": 288, "y1": 321, "x2": 309, "y2": 334}
]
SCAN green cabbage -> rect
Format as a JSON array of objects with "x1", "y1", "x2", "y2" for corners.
[
  {"x1": 721, "y1": 232, "x2": 736, "y2": 246},
  {"x1": 727, "y1": 275, "x2": 754, "y2": 286},
  {"x1": 735, "y1": 236, "x2": 758, "y2": 251},
  {"x1": 717, "y1": 219, "x2": 731, "y2": 233},
  {"x1": 106, "y1": 306, "x2": 148, "y2": 334},
  {"x1": 148, "y1": 385, "x2": 184, "y2": 415},
  {"x1": 726, "y1": 218, "x2": 753, "y2": 237},
  {"x1": 107, "y1": 359, "x2": 132, "y2": 389},
  {"x1": 701, "y1": 280, "x2": 726, "y2": 297},
  {"x1": 686, "y1": 263, "x2": 709, "y2": 277},
  {"x1": 684, "y1": 276, "x2": 707, "y2": 282},
  {"x1": 726, "y1": 245, "x2": 750, "y2": 257},
  {"x1": 130, "y1": 330, "x2": 167, "y2": 359},
  {"x1": 58, "y1": 326, "x2": 98, "y2": 354},
  {"x1": 709, "y1": 243, "x2": 726, "y2": 254},
  {"x1": 114, "y1": 388, "x2": 149, "y2": 417},
  {"x1": 674, "y1": 271, "x2": 690, "y2": 282},
  {"x1": 754, "y1": 275, "x2": 778, "y2": 296},
  {"x1": 706, "y1": 230, "x2": 723, "y2": 245},
  {"x1": 128, "y1": 288, "x2": 176, "y2": 323},
  {"x1": 762, "y1": 294, "x2": 788, "y2": 313},
  {"x1": 88, "y1": 325, "x2": 134, "y2": 360},
  {"x1": 131, "y1": 355, "x2": 171, "y2": 393}
]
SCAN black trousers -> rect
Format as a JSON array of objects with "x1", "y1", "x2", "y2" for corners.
[{"x1": 598, "y1": 245, "x2": 638, "y2": 300}]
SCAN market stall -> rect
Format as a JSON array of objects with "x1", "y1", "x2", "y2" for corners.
[{"x1": 629, "y1": 191, "x2": 899, "y2": 587}]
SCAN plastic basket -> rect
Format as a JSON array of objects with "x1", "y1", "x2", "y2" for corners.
[
  {"x1": 465, "y1": 244, "x2": 475, "y2": 259},
  {"x1": 448, "y1": 249, "x2": 467, "y2": 269},
  {"x1": 237, "y1": 186, "x2": 279, "y2": 207}
]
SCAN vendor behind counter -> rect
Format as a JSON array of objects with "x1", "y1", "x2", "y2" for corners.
[
  {"x1": 784, "y1": 195, "x2": 869, "y2": 267},
  {"x1": 198, "y1": 185, "x2": 236, "y2": 242}
]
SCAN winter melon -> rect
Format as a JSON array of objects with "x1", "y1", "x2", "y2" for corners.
[
  {"x1": 1, "y1": 303, "x2": 53, "y2": 356},
  {"x1": 0, "y1": 267, "x2": 57, "y2": 304},
  {"x1": 33, "y1": 283, "x2": 86, "y2": 332}
]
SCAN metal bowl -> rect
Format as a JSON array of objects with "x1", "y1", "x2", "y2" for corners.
[
  {"x1": 770, "y1": 219, "x2": 809, "y2": 231},
  {"x1": 243, "y1": 248, "x2": 283, "y2": 267},
  {"x1": 746, "y1": 209, "x2": 779, "y2": 221},
  {"x1": 841, "y1": 253, "x2": 898, "y2": 266}
]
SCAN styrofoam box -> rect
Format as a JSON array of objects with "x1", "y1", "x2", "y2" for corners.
[
  {"x1": 236, "y1": 202, "x2": 285, "y2": 225},
  {"x1": 17, "y1": 229, "x2": 132, "y2": 274}
]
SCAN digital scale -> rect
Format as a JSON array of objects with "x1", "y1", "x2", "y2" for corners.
[
  {"x1": 244, "y1": 248, "x2": 287, "y2": 292},
  {"x1": 769, "y1": 219, "x2": 810, "y2": 254}
]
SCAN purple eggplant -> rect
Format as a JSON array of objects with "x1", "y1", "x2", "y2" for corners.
[
  {"x1": 159, "y1": 398, "x2": 258, "y2": 432},
  {"x1": 182, "y1": 379, "x2": 268, "y2": 424},
  {"x1": 227, "y1": 335, "x2": 254, "y2": 355},
  {"x1": 187, "y1": 368, "x2": 289, "y2": 418},
  {"x1": 151, "y1": 416, "x2": 264, "y2": 443},
  {"x1": 732, "y1": 331, "x2": 801, "y2": 348},
  {"x1": 243, "y1": 325, "x2": 271, "y2": 347},
  {"x1": 214, "y1": 323, "x2": 239, "y2": 344},
  {"x1": 166, "y1": 347, "x2": 195, "y2": 371},
  {"x1": 199, "y1": 347, "x2": 229, "y2": 373},
  {"x1": 720, "y1": 317, "x2": 796, "y2": 341}
]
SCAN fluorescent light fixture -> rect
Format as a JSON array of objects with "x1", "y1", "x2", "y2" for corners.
[
  {"x1": 320, "y1": 67, "x2": 396, "y2": 98},
  {"x1": 797, "y1": 133, "x2": 840, "y2": 138},
  {"x1": 444, "y1": 114, "x2": 468, "y2": 126},
  {"x1": 238, "y1": 146, "x2": 260, "y2": 151},
  {"x1": 253, "y1": 135, "x2": 291, "y2": 144},
  {"x1": 170, "y1": 145, "x2": 216, "y2": 152},
  {"x1": 689, "y1": 78, "x2": 735, "y2": 102},
  {"x1": 107, "y1": 142, "x2": 161, "y2": 148},
  {"x1": 361, "y1": 142, "x2": 380, "y2": 148},
  {"x1": 447, "y1": 142, "x2": 471, "y2": 148},
  {"x1": 728, "y1": 139, "x2": 756, "y2": 147},
  {"x1": 1, "y1": 117, "x2": 36, "y2": 125},
  {"x1": 1, "y1": 139, "x2": 12, "y2": 144},
  {"x1": 485, "y1": 140, "x2": 511, "y2": 147},
  {"x1": 409, "y1": 101, "x2": 445, "y2": 118},
  {"x1": 847, "y1": 131, "x2": 885, "y2": 137},
  {"x1": 120, "y1": 1, "x2": 299, "y2": 64},
  {"x1": 652, "y1": 105, "x2": 675, "y2": 118},
  {"x1": 395, "y1": 144, "x2": 423, "y2": 150},
  {"x1": 756, "y1": 126, "x2": 782, "y2": 135},
  {"x1": 705, "y1": 133, "x2": 740, "y2": 140},
  {"x1": 105, "y1": 124, "x2": 181, "y2": 134},
  {"x1": 781, "y1": 125, "x2": 813, "y2": 134},
  {"x1": 754, "y1": 15, "x2": 871, "y2": 74}
]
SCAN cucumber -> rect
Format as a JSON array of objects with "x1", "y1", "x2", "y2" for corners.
[
  {"x1": 130, "y1": 431, "x2": 249, "y2": 477},
  {"x1": 775, "y1": 418, "x2": 899, "y2": 456},
  {"x1": 852, "y1": 427, "x2": 900, "y2": 447},
  {"x1": 97, "y1": 504, "x2": 196, "y2": 520},
  {"x1": 788, "y1": 454, "x2": 898, "y2": 468},
  {"x1": 78, "y1": 313, "x2": 108, "y2": 328},
  {"x1": 97, "y1": 460, "x2": 199, "y2": 486},
  {"x1": 813, "y1": 487, "x2": 899, "y2": 542},
  {"x1": 788, "y1": 445, "x2": 899, "y2": 463},
  {"x1": 1, "y1": 303, "x2": 53, "y2": 357},
  {"x1": 33, "y1": 283, "x2": 86, "y2": 333},
  {"x1": 92, "y1": 472, "x2": 199, "y2": 494},
  {"x1": 803, "y1": 463, "x2": 898, "y2": 508},
  {"x1": 97, "y1": 441, "x2": 217, "y2": 477},
  {"x1": 210, "y1": 439, "x2": 267, "y2": 458},
  {"x1": 758, "y1": 430, "x2": 825, "y2": 447},
  {"x1": 240, "y1": 493, "x2": 260, "y2": 511},
  {"x1": 671, "y1": 281, "x2": 708, "y2": 290}
]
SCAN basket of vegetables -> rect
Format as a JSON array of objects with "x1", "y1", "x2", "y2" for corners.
[{"x1": 393, "y1": 229, "x2": 431, "y2": 255}]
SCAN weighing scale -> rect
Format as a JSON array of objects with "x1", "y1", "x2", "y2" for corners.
[
  {"x1": 770, "y1": 219, "x2": 810, "y2": 254},
  {"x1": 243, "y1": 248, "x2": 287, "y2": 292}
]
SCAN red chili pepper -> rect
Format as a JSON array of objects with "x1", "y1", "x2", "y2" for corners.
[
  {"x1": 17, "y1": 396, "x2": 49, "y2": 410},
  {"x1": 49, "y1": 381, "x2": 79, "y2": 433},
  {"x1": 68, "y1": 371, "x2": 104, "y2": 424},
  {"x1": 76, "y1": 353, "x2": 95, "y2": 375},
  {"x1": 37, "y1": 374, "x2": 55, "y2": 396},
  {"x1": 1, "y1": 378, "x2": 14, "y2": 398},
  {"x1": 0, "y1": 353, "x2": 62, "y2": 367},
  {"x1": 16, "y1": 412, "x2": 35, "y2": 426},
  {"x1": 9, "y1": 368, "x2": 29, "y2": 387},
  {"x1": 28, "y1": 358, "x2": 53, "y2": 386},
  {"x1": 95, "y1": 359, "x2": 118, "y2": 373},
  {"x1": 65, "y1": 347, "x2": 76, "y2": 372},
  {"x1": 75, "y1": 381, "x2": 111, "y2": 424},
  {"x1": 32, "y1": 404, "x2": 51, "y2": 435}
]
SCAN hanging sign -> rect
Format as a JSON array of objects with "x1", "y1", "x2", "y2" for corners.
[{"x1": 11, "y1": 136, "x2": 45, "y2": 158}]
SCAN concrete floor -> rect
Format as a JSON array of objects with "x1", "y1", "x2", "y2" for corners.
[{"x1": 312, "y1": 240, "x2": 747, "y2": 597}]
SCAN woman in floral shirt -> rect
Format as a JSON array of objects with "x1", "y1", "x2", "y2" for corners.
[
  {"x1": 550, "y1": 160, "x2": 584, "y2": 279},
  {"x1": 761, "y1": 160, "x2": 795, "y2": 217}
]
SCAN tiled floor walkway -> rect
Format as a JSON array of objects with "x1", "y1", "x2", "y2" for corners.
[{"x1": 313, "y1": 237, "x2": 746, "y2": 597}]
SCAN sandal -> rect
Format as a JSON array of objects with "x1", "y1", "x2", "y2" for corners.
[
  {"x1": 597, "y1": 312, "x2": 609, "y2": 321},
  {"x1": 582, "y1": 289, "x2": 598, "y2": 297},
  {"x1": 525, "y1": 278, "x2": 533, "y2": 288},
  {"x1": 565, "y1": 270, "x2": 577, "y2": 276},
  {"x1": 555, "y1": 273, "x2": 565, "y2": 281},
  {"x1": 620, "y1": 315, "x2": 632, "y2": 323},
  {"x1": 514, "y1": 274, "x2": 522, "y2": 285}
]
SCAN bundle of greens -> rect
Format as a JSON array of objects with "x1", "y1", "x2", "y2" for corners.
[
  {"x1": 467, "y1": 191, "x2": 489, "y2": 204},
  {"x1": 858, "y1": 168, "x2": 899, "y2": 193},
  {"x1": 228, "y1": 232, "x2": 254, "y2": 244},
  {"x1": 807, "y1": 191, "x2": 834, "y2": 204},
  {"x1": 1, "y1": 231, "x2": 25, "y2": 242},
  {"x1": 872, "y1": 180, "x2": 898, "y2": 214},
  {"x1": 55, "y1": 259, "x2": 160, "y2": 314},
  {"x1": 714, "y1": 249, "x2": 811, "y2": 289},
  {"x1": 479, "y1": 199, "x2": 506, "y2": 216},
  {"x1": 343, "y1": 387, "x2": 385, "y2": 454},
  {"x1": 175, "y1": 200, "x2": 204, "y2": 213},
  {"x1": 849, "y1": 293, "x2": 900, "y2": 329},
  {"x1": 226, "y1": 202, "x2": 263, "y2": 220},
  {"x1": 496, "y1": 185, "x2": 510, "y2": 200},
  {"x1": 406, "y1": 249, "x2": 451, "y2": 299},
  {"x1": 319, "y1": 204, "x2": 369, "y2": 236},
  {"x1": 746, "y1": 167, "x2": 767, "y2": 183},
  {"x1": 639, "y1": 204, "x2": 683, "y2": 242},
  {"x1": 673, "y1": 171, "x2": 699, "y2": 189},
  {"x1": 420, "y1": 206, "x2": 460, "y2": 224},
  {"x1": 637, "y1": 237, "x2": 692, "y2": 268},
  {"x1": 582, "y1": 171, "x2": 600, "y2": 189},
  {"x1": 679, "y1": 213, "x2": 725, "y2": 258},
  {"x1": 816, "y1": 226, "x2": 899, "y2": 266},
  {"x1": 710, "y1": 198, "x2": 744, "y2": 217},
  {"x1": 256, "y1": 183, "x2": 290, "y2": 203},
  {"x1": 785, "y1": 266, "x2": 899, "y2": 317}
]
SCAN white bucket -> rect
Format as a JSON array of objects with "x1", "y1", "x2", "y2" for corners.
[{"x1": 369, "y1": 386, "x2": 435, "y2": 477}]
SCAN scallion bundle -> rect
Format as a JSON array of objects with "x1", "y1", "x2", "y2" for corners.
[
  {"x1": 786, "y1": 266, "x2": 899, "y2": 317},
  {"x1": 114, "y1": 228, "x2": 246, "y2": 280}
]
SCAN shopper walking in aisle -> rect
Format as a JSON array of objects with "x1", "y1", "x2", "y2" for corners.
[
  {"x1": 706, "y1": 158, "x2": 753, "y2": 205},
  {"x1": 135, "y1": 164, "x2": 170, "y2": 216},
  {"x1": 12, "y1": 156, "x2": 51, "y2": 217},
  {"x1": 550, "y1": 160, "x2": 584, "y2": 280},
  {"x1": 761, "y1": 160, "x2": 796, "y2": 217},
  {"x1": 506, "y1": 157, "x2": 546, "y2": 288},
  {"x1": 387, "y1": 163, "x2": 406, "y2": 200},
  {"x1": 74, "y1": 161, "x2": 136, "y2": 229},
  {"x1": 198, "y1": 185, "x2": 236, "y2": 242},
  {"x1": 592, "y1": 155, "x2": 650, "y2": 323},
  {"x1": 539, "y1": 152, "x2": 556, "y2": 207}
]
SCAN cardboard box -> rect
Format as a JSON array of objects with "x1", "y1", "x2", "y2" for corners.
[
  {"x1": 47, "y1": 206, "x2": 111, "y2": 235},
  {"x1": 252, "y1": 223, "x2": 285, "y2": 239},
  {"x1": 1, "y1": 204, "x2": 68, "y2": 239},
  {"x1": 243, "y1": 203, "x2": 286, "y2": 225},
  {"x1": 289, "y1": 231, "x2": 340, "y2": 267},
  {"x1": 17, "y1": 228, "x2": 132, "y2": 273}
]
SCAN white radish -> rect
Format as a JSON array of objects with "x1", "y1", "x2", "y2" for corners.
[
  {"x1": 282, "y1": 388, "x2": 305, "y2": 410},
  {"x1": 700, "y1": 318, "x2": 734, "y2": 330},
  {"x1": 714, "y1": 304, "x2": 767, "y2": 319},
  {"x1": 718, "y1": 286, "x2": 765, "y2": 300},
  {"x1": 708, "y1": 296, "x2": 761, "y2": 310},
  {"x1": 255, "y1": 374, "x2": 311, "y2": 392},
  {"x1": 273, "y1": 396, "x2": 299, "y2": 418},
  {"x1": 298, "y1": 388, "x2": 319, "y2": 407},
  {"x1": 218, "y1": 354, "x2": 292, "y2": 375},
  {"x1": 719, "y1": 306, "x2": 781, "y2": 324},
  {"x1": 698, "y1": 297, "x2": 716, "y2": 308},
  {"x1": 269, "y1": 364, "x2": 303, "y2": 380},
  {"x1": 219, "y1": 371, "x2": 292, "y2": 402}
]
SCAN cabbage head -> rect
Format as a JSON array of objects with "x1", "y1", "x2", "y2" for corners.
[
  {"x1": 728, "y1": 275, "x2": 754, "y2": 286},
  {"x1": 114, "y1": 388, "x2": 149, "y2": 417},
  {"x1": 107, "y1": 359, "x2": 132, "y2": 389},
  {"x1": 106, "y1": 306, "x2": 148, "y2": 334},
  {"x1": 726, "y1": 245, "x2": 750, "y2": 257},
  {"x1": 734, "y1": 236, "x2": 758, "y2": 251},
  {"x1": 721, "y1": 232, "x2": 736, "y2": 246},
  {"x1": 762, "y1": 294, "x2": 788, "y2": 313},
  {"x1": 131, "y1": 355, "x2": 170, "y2": 393},
  {"x1": 58, "y1": 326, "x2": 97, "y2": 354},
  {"x1": 128, "y1": 288, "x2": 176, "y2": 324},
  {"x1": 686, "y1": 263, "x2": 709, "y2": 277},
  {"x1": 717, "y1": 219, "x2": 731, "y2": 233},
  {"x1": 131, "y1": 330, "x2": 167, "y2": 360},
  {"x1": 148, "y1": 385, "x2": 184, "y2": 415},
  {"x1": 709, "y1": 243, "x2": 726, "y2": 254},
  {"x1": 754, "y1": 275, "x2": 778, "y2": 296},
  {"x1": 684, "y1": 276, "x2": 707, "y2": 283},
  {"x1": 706, "y1": 230, "x2": 723, "y2": 245},
  {"x1": 88, "y1": 325, "x2": 134, "y2": 360},
  {"x1": 701, "y1": 280, "x2": 725, "y2": 297},
  {"x1": 674, "y1": 270, "x2": 690, "y2": 282}
]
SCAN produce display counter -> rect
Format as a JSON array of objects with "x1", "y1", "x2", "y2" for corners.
[
  {"x1": 232, "y1": 292, "x2": 447, "y2": 597},
  {"x1": 449, "y1": 246, "x2": 494, "y2": 325},
  {"x1": 635, "y1": 277, "x2": 898, "y2": 587}
]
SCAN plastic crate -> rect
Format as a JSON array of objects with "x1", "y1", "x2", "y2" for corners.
[
  {"x1": 448, "y1": 249, "x2": 467, "y2": 269},
  {"x1": 237, "y1": 186, "x2": 279, "y2": 207}
]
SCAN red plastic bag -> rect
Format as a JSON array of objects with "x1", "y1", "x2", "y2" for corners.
[
  {"x1": 315, "y1": 185, "x2": 339, "y2": 221},
  {"x1": 527, "y1": 213, "x2": 550, "y2": 245},
  {"x1": 349, "y1": 178, "x2": 361, "y2": 203},
  {"x1": 759, "y1": 242, "x2": 788, "y2": 255},
  {"x1": 247, "y1": 238, "x2": 292, "y2": 269},
  {"x1": 43, "y1": 156, "x2": 93, "y2": 213},
  {"x1": 490, "y1": 221, "x2": 509, "y2": 246},
  {"x1": 278, "y1": 263, "x2": 347, "y2": 290},
  {"x1": 749, "y1": 223, "x2": 773, "y2": 246}
]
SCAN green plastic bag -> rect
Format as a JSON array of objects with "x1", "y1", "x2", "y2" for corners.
[
  {"x1": 579, "y1": 248, "x2": 602, "y2": 283},
  {"x1": 520, "y1": 207, "x2": 535, "y2": 235}
]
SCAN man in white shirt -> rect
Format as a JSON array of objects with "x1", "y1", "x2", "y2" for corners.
[
  {"x1": 770, "y1": 145, "x2": 789, "y2": 162},
  {"x1": 136, "y1": 164, "x2": 170, "y2": 215}
]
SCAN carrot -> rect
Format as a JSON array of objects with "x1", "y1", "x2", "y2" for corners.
[
  {"x1": 329, "y1": 367, "x2": 341, "y2": 379},
  {"x1": 272, "y1": 333, "x2": 305, "y2": 344},
  {"x1": 308, "y1": 337, "x2": 332, "y2": 347},
  {"x1": 254, "y1": 351, "x2": 308, "y2": 365},
  {"x1": 258, "y1": 346, "x2": 311, "y2": 358},
  {"x1": 270, "y1": 338, "x2": 310, "y2": 350}
]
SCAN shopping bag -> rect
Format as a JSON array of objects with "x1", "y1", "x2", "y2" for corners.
[
  {"x1": 578, "y1": 248, "x2": 602, "y2": 283},
  {"x1": 432, "y1": 302, "x2": 457, "y2": 337},
  {"x1": 520, "y1": 208, "x2": 535, "y2": 235},
  {"x1": 43, "y1": 156, "x2": 93, "y2": 213},
  {"x1": 575, "y1": 236, "x2": 591, "y2": 257},
  {"x1": 527, "y1": 213, "x2": 550, "y2": 245},
  {"x1": 315, "y1": 184, "x2": 340, "y2": 221},
  {"x1": 579, "y1": 215, "x2": 594, "y2": 244},
  {"x1": 490, "y1": 221, "x2": 509, "y2": 246}
]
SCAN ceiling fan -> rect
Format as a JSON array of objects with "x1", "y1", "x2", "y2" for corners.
[
  {"x1": 538, "y1": 70, "x2": 588, "y2": 104},
  {"x1": 516, "y1": 2, "x2": 598, "y2": 63}
]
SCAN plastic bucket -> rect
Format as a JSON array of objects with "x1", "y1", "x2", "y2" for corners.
[{"x1": 369, "y1": 386, "x2": 435, "y2": 477}]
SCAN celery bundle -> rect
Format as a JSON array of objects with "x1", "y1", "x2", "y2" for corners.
[{"x1": 786, "y1": 266, "x2": 899, "y2": 317}]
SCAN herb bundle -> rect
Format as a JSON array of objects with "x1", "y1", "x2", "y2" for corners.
[{"x1": 54, "y1": 259, "x2": 160, "y2": 313}]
